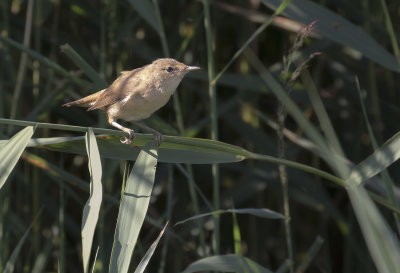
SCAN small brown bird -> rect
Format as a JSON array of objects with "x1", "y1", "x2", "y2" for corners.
[{"x1": 63, "y1": 58, "x2": 200, "y2": 144}]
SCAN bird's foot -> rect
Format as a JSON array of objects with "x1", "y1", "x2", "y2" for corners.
[
  {"x1": 121, "y1": 130, "x2": 135, "y2": 144},
  {"x1": 154, "y1": 132, "x2": 163, "y2": 146}
]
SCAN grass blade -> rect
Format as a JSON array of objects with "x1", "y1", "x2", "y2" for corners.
[
  {"x1": 347, "y1": 131, "x2": 400, "y2": 185},
  {"x1": 0, "y1": 126, "x2": 35, "y2": 189},
  {"x1": 175, "y1": 208, "x2": 285, "y2": 226},
  {"x1": 356, "y1": 77, "x2": 400, "y2": 232},
  {"x1": 295, "y1": 236, "x2": 324, "y2": 273},
  {"x1": 134, "y1": 222, "x2": 168, "y2": 273},
  {"x1": 203, "y1": 0, "x2": 221, "y2": 255},
  {"x1": 81, "y1": 128, "x2": 103, "y2": 273},
  {"x1": 181, "y1": 254, "x2": 273, "y2": 273},
  {"x1": 109, "y1": 140, "x2": 158, "y2": 273},
  {"x1": 345, "y1": 182, "x2": 400, "y2": 273}
]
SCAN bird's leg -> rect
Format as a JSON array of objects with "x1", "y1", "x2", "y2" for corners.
[
  {"x1": 108, "y1": 118, "x2": 135, "y2": 144},
  {"x1": 134, "y1": 122, "x2": 163, "y2": 145}
]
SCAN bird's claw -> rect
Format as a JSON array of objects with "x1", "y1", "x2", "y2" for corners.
[
  {"x1": 155, "y1": 133, "x2": 163, "y2": 146},
  {"x1": 120, "y1": 130, "x2": 135, "y2": 144}
]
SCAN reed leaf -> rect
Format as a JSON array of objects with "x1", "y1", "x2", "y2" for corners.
[
  {"x1": 81, "y1": 128, "x2": 103, "y2": 273},
  {"x1": 109, "y1": 140, "x2": 158, "y2": 273},
  {"x1": 0, "y1": 126, "x2": 35, "y2": 190},
  {"x1": 175, "y1": 208, "x2": 285, "y2": 226},
  {"x1": 134, "y1": 222, "x2": 168, "y2": 273}
]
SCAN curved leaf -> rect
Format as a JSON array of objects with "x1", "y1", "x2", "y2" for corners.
[
  {"x1": 176, "y1": 208, "x2": 285, "y2": 226},
  {"x1": 0, "y1": 126, "x2": 35, "y2": 190},
  {"x1": 81, "y1": 128, "x2": 103, "y2": 273},
  {"x1": 134, "y1": 222, "x2": 168, "y2": 273}
]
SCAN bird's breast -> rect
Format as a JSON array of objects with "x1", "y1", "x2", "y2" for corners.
[{"x1": 108, "y1": 84, "x2": 176, "y2": 121}]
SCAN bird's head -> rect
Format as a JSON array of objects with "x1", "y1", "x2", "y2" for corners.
[{"x1": 150, "y1": 58, "x2": 200, "y2": 86}]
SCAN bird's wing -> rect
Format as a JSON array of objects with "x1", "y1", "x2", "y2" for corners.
[{"x1": 88, "y1": 67, "x2": 144, "y2": 110}]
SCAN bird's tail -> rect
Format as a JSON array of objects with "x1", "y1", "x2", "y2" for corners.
[{"x1": 62, "y1": 89, "x2": 106, "y2": 108}]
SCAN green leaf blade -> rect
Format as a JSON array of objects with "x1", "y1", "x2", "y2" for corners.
[
  {"x1": 0, "y1": 126, "x2": 35, "y2": 190},
  {"x1": 347, "y1": 131, "x2": 400, "y2": 185},
  {"x1": 27, "y1": 135, "x2": 246, "y2": 164},
  {"x1": 109, "y1": 141, "x2": 158, "y2": 273},
  {"x1": 175, "y1": 208, "x2": 285, "y2": 226},
  {"x1": 81, "y1": 128, "x2": 103, "y2": 273},
  {"x1": 346, "y1": 183, "x2": 400, "y2": 273},
  {"x1": 134, "y1": 222, "x2": 168, "y2": 273}
]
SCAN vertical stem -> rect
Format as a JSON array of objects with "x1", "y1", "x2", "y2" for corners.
[
  {"x1": 278, "y1": 45, "x2": 296, "y2": 271},
  {"x1": 277, "y1": 100, "x2": 294, "y2": 273},
  {"x1": 0, "y1": 181, "x2": 10, "y2": 269},
  {"x1": 158, "y1": 165, "x2": 173, "y2": 273},
  {"x1": 59, "y1": 157, "x2": 66, "y2": 273},
  {"x1": 32, "y1": 165, "x2": 40, "y2": 256},
  {"x1": 32, "y1": 0, "x2": 41, "y2": 109},
  {"x1": 185, "y1": 164, "x2": 206, "y2": 255},
  {"x1": 203, "y1": 0, "x2": 220, "y2": 254}
]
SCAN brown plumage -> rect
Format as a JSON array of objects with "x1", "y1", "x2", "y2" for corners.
[{"x1": 63, "y1": 58, "x2": 200, "y2": 144}]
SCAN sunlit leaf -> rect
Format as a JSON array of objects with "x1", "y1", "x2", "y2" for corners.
[
  {"x1": 347, "y1": 131, "x2": 400, "y2": 185},
  {"x1": 81, "y1": 128, "x2": 103, "y2": 273},
  {"x1": 109, "y1": 141, "x2": 158, "y2": 273},
  {"x1": 0, "y1": 126, "x2": 35, "y2": 190},
  {"x1": 26, "y1": 135, "x2": 246, "y2": 164},
  {"x1": 134, "y1": 222, "x2": 168, "y2": 273}
]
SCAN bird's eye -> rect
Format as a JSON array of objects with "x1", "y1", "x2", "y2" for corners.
[{"x1": 166, "y1": 67, "x2": 174, "y2": 73}]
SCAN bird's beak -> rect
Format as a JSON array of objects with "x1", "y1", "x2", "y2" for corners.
[{"x1": 185, "y1": 66, "x2": 201, "y2": 72}]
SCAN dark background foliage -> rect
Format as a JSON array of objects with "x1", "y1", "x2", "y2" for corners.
[{"x1": 1, "y1": 0, "x2": 400, "y2": 272}]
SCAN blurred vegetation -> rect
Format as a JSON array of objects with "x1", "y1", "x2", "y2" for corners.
[{"x1": 1, "y1": 0, "x2": 400, "y2": 272}]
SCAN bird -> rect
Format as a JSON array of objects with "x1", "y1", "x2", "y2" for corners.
[{"x1": 62, "y1": 58, "x2": 200, "y2": 145}]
